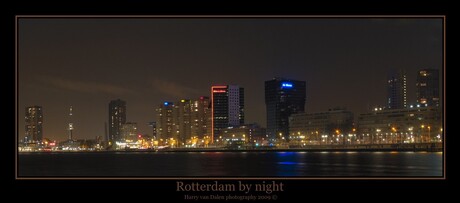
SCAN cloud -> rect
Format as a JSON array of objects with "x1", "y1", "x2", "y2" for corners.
[
  {"x1": 37, "y1": 75, "x2": 131, "y2": 96},
  {"x1": 152, "y1": 78, "x2": 203, "y2": 99}
]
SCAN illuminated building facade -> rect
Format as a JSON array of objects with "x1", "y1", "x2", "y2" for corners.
[
  {"x1": 218, "y1": 123, "x2": 266, "y2": 144},
  {"x1": 25, "y1": 106, "x2": 43, "y2": 142},
  {"x1": 265, "y1": 78, "x2": 306, "y2": 140},
  {"x1": 289, "y1": 108, "x2": 354, "y2": 144},
  {"x1": 387, "y1": 70, "x2": 407, "y2": 109},
  {"x1": 121, "y1": 122, "x2": 138, "y2": 141},
  {"x1": 108, "y1": 99, "x2": 126, "y2": 141},
  {"x1": 174, "y1": 99, "x2": 192, "y2": 145},
  {"x1": 156, "y1": 102, "x2": 174, "y2": 140},
  {"x1": 211, "y1": 85, "x2": 245, "y2": 142},
  {"x1": 416, "y1": 69, "x2": 440, "y2": 107},
  {"x1": 191, "y1": 96, "x2": 211, "y2": 138},
  {"x1": 357, "y1": 106, "x2": 441, "y2": 144}
]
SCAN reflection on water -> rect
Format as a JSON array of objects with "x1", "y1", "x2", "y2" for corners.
[{"x1": 18, "y1": 151, "x2": 442, "y2": 177}]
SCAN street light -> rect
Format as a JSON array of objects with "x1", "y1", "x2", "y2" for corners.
[
  {"x1": 322, "y1": 135, "x2": 328, "y2": 145},
  {"x1": 279, "y1": 132, "x2": 283, "y2": 144},
  {"x1": 427, "y1": 126, "x2": 431, "y2": 143},
  {"x1": 439, "y1": 128, "x2": 443, "y2": 143},
  {"x1": 421, "y1": 125, "x2": 425, "y2": 143},
  {"x1": 335, "y1": 130, "x2": 340, "y2": 145},
  {"x1": 376, "y1": 129, "x2": 381, "y2": 144},
  {"x1": 408, "y1": 127, "x2": 414, "y2": 143},
  {"x1": 391, "y1": 127, "x2": 398, "y2": 144}
]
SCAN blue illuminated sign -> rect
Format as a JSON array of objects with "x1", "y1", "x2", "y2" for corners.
[
  {"x1": 281, "y1": 82, "x2": 293, "y2": 88},
  {"x1": 164, "y1": 102, "x2": 169, "y2": 106}
]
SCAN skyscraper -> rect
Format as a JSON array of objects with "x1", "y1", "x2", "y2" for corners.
[
  {"x1": 25, "y1": 106, "x2": 43, "y2": 142},
  {"x1": 191, "y1": 96, "x2": 211, "y2": 138},
  {"x1": 416, "y1": 69, "x2": 440, "y2": 107},
  {"x1": 211, "y1": 85, "x2": 244, "y2": 142},
  {"x1": 265, "y1": 78, "x2": 306, "y2": 140},
  {"x1": 68, "y1": 105, "x2": 74, "y2": 141},
  {"x1": 108, "y1": 99, "x2": 126, "y2": 142},
  {"x1": 387, "y1": 70, "x2": 407, "y2": 109},
  {"x1": 156, "y1": 101, "x2": 174, "y2": 140},
  {"x1": 174, "y1": 99, "x2": 192, "y2": 145}
]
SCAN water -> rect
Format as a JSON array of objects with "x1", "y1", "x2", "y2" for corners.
[{"x1": 18, "y1": 151, "x2": 442, "y2": 177}]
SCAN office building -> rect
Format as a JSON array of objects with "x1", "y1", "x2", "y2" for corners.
[
  {"x1": 218, "y1": 123, "x2": 266, "y2": 144},
  {"x1": 265, "y1": 77, "x2": 306, "y2": 140},
  {"x1": 289, "y1": 108, "x2": 353, "y2": 144},
  {"x1": 358, "y1": 106, "x2": 441, "y2": 144},
  {"x1": 211, "y1": 85, "x2": 245, "y2": 142}
]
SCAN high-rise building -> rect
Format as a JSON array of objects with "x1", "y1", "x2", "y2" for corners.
[
  {"x1": 211, "y1": 85, "x2": 244, "y2": 142},
  {"x1": 387, "y1": 70, "x2": 407, "y2": 109},
  {"x1": 25, "y1": 106, "x2": 43, "y2": 142},
  {"x1": 416, "y1": 69, "x2": 440, "y2": 107},
  {"x1": 265, "y1": 78, "x2": 306, "y2": 140},
  {"x1": 191, "y1": 96, "x2": 211, "y2": 138},
  {"x1": 108, "y1": 99, "x2": 126, "y2": 142},
  {"x1": 68, "y1": 106, "x2": 74, "y2": 141},
  {"x1": 174, "y1": 99, "x2": 192, "y2": 145},
  {"x1": 156, "y1": 102, "x2": 174, "y2": 140}
]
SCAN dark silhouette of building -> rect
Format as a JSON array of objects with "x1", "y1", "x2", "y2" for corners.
[
  {"x1": 387, "y1": 70, "x2": 407, "y2": 109},
  {"x1": 148, "y1": 121, "x2": 156, "y2": 139},
  {"x1": 265, "y1": 77, "x2": 306, "y2": 140},
  {"x1": 25, "y1": 106, "x2": 43, "y2": 142},
  {"x1": 108, "y1": 99, "x2": 126, "y2": 142},
  {"x1": 416, "y1": 69, "x2": 440, "y2": 107}
]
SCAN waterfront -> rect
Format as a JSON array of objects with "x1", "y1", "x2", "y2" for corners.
[{"x1": 18, "y1": 151, "x2": 442, "y2": 177}]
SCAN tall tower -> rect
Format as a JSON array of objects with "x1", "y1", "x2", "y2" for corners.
[
  {"x1": 68, "y1": 105, "x2": 74, "y2": 140},
  {"x1": 156, "y1": 102, "x2": 174, "y2": 140},
  {"x1": 416, "y1": 69, "x2": 440, "y2": 107},
  {"x1": 108, "y1": 99, "x2": 126, "y2": 142},
  {"x1": 191, "y1": 96, "x2": 211, "y2": 138},
  {"x1": 387, "y1": 70, "x2": 407, "y2": 109},
  {"x1": 25, "y1": 106, "x2": 43, "y2": 142},
  {"x1": 265, "y1": 77, "x2": 306, "y2": 140},
  {"x1": 211, "y1": 85, "x2": 244, "y2": 143},
  {"x1": 174, "y1": 99, "x2": 192, "y2": 145}
]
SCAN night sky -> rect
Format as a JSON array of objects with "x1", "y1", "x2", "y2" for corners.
[{"x1": 18, "y1": 17, "x2": 442, "y2": 142}]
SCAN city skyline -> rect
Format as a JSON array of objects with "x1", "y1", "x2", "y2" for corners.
[{"x1": 18, "y1": 17, "x2": 442, "y2": 141}]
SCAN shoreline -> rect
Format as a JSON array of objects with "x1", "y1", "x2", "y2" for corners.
[
  {"x1": 19, "y1": 143, "x2": 443, "y2": 153},
  {"x1": 18, "y1": 147, "x2": 443, "y2": 154}
]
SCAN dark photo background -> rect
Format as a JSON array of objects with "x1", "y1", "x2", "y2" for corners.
[{"x1": 9, "y1": 1, "x2": 452, "y2": 201}]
